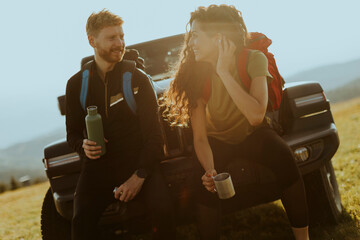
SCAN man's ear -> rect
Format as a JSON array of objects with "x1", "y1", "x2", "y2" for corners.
[{"x1": 88, "y1": 35, "x2": 96, "y2": 48}]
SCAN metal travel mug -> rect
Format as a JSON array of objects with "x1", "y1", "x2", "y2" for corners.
[{"x1": 213, "y1": 173, "x2": 236, "y2": 199}]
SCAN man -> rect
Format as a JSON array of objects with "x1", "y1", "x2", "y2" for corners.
[{"x1": 65, "y1": 9, "x2": 175, "y2": 240}]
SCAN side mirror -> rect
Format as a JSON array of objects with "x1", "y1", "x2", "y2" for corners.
[{"x1": 58, "y1": 95, "x2": 66, "y2": 116}]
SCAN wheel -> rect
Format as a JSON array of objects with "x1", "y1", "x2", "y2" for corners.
[
  {"x1": 303, "y1": 161, "x2": 342, "y2": 226},
  {"x1": 41, "y1": 187, "x2": 71, "y2": 240}
]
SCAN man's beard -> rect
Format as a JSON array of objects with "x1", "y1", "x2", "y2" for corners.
[{"x1": 97, "y1": 46, "x2": 125, "y2": 63}]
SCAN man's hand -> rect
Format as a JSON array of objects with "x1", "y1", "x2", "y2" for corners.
[
  {"x1": 82, "y1": 138, "x2": 108, "y2": 159},
  {"x1": 202, "y1": 169, "x2": 217, "y2": 193},
  {"x1": 114, "y1": 174, "x2": 145, "y2": 202}
]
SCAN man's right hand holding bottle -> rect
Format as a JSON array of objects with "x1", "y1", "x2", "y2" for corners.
[{"x1": 82, "y1": 138, "x2": 108, "y2": 159}]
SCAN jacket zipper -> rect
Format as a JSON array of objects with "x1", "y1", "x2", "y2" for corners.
[{"x1": 104, "y1": 75, "x2": 109, "y2": 118}]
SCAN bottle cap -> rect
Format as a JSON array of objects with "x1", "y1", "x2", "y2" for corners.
[{"x1": 87, "y1": 106, "x2": 98, "y2": 115}]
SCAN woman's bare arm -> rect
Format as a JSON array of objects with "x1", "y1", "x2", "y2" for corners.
[
  {"x1": 218, "y1": 73, "x2": 268, "y2": 126},
  {"x1": 191, "y1": 98, "x2": 217, "y2": 192},
  {"x1": 216, "y1": 36, "x2": 268, "y2": 126},
  {"x1": 191, "y1": 99, "x2": 214, "y2": 172}
]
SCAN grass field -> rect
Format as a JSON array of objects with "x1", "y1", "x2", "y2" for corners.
[{"x1": 0, "y1": 98, "x2": 359, "y2": 240}]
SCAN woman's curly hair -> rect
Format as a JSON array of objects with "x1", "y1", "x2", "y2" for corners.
[{"x1": 162, "y1": 4, "x2": 249, "y2": 127}]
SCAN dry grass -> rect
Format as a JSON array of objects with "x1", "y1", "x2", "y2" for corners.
[
  {"x1": 330, "y1": 98, "x2": 360, "y2": 226},
  {"x1": 0, "y1": 98, "x2": 359, "y2": 240},
  {"x1": 0, "y1": 182, "x2": 49, "y2": 240}
]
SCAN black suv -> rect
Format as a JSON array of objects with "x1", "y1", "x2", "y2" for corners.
[{"x1": 40, "y1": 34, "x2": 342, "y2": 239}]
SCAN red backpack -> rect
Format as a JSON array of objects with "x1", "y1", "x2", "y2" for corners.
[{"x1": 202, "y1": 32, "x2": 284, "y2": 111}]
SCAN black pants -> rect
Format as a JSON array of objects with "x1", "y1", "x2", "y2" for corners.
[
  {"x1": 195, "y1": 127, "x2": 309, "y2": 239},
  {"x1": 71, "y1": 157, "x2": 175, "y2": 240}
]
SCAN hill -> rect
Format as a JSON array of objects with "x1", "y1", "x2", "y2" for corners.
[
  {"x1": 0, "y1": 128, "x2": 65, "y2": 182},
  {"x1": 325, "y1": 77, "x2": 360, "y2": 103},
  {"x1": 286, "y1": 58, "x2": 360, "y2": 91}
]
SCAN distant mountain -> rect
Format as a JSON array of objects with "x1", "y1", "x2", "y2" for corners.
[
  {"x1": 0, "y1": 127, "x2": 65, "y2": 166},
  {"x1": 325, "y1": 77, "x2": 360, "y2": 103},
  {"x1": 0, "y1": 127, "x2": 65, "y2": 182},
  {"x1": 286, "y1": 58, "x2": 360, "y2": 91}
]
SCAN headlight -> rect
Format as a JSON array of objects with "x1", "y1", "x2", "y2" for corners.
[
  {"x1": 294, "y1": 92, "x2": 326, "y2": 107},
  {"x1": 294, "y1": 147, "x2": 309, "y2": 162},
  {"x1": 44, "y1": 152, "x2": 80, "y2": 169}
]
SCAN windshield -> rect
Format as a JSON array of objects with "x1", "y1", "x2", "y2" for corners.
[{"x1": 127, "y1": 34, "x2": 184, "y2": 81}]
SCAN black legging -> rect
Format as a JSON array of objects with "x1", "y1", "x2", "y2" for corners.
[
  {"x1": 72, "y1": 157, "x2": 175, "y2": 240},
  {"x1": 195, "y1": 127, "x2": 309, "y2": 239}
]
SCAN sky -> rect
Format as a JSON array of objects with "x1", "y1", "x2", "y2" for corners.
[{"x1": 0, "y1": 0, "x2": 359, "y2": 149}]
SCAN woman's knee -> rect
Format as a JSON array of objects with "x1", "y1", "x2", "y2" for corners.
[
  {"x1": 259, "y1": 129, "x2": 294, "y2": 160},
  {"x1": 252, "y1": 128, "x2": 302, "y2": 185}
]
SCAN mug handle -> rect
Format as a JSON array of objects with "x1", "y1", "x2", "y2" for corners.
[{"x1": 212, "y1": 176, "x2": 217, "y2": 192}]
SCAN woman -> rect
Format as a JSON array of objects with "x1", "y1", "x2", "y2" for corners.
[{"x1": 163, "y1": 4, "x2": 310, "y2": 240}]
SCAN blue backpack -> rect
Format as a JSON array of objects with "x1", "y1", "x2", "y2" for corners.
[{"x1": 80, "y1": 59, "x2": 138, "y2": 115}]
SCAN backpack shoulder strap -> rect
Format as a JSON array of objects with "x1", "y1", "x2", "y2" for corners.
[
  {"x1": 121, "y1": 60, "x2": 137, "y2": 115},
  {"x1": 237, "y1": 48, "x2": 251, "y2": 91},
  {"x1": 80, "y1": 60, "x2": 94, "y2": 111}
]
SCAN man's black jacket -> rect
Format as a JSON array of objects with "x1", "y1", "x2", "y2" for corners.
[{"x1": 65, "y1": 60, "x2": 163, "y2": 176}]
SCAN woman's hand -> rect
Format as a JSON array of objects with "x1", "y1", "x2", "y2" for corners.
[
  {"x1": 216, "y1": 35, "x2": 237, "y2": 76},
  {"x1": 202, "y1": 169, "x2": 218, "y2": 193}
]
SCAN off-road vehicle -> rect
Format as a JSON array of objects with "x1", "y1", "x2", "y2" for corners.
[{"x1": 40, "y1": 34, "x2": 341, "y2": 239}]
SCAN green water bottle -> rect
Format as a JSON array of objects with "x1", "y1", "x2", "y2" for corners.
[{"x1": 85, "y1": 106, "x2": 106, "y2": 156}]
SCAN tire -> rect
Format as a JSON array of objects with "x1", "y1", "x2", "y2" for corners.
[
  {"x1": 303, "y1": 161, "x2": 342, "y2": 226},
  {"x1": 41, "y1": 187, "x2": 71, "y2": 240}
]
